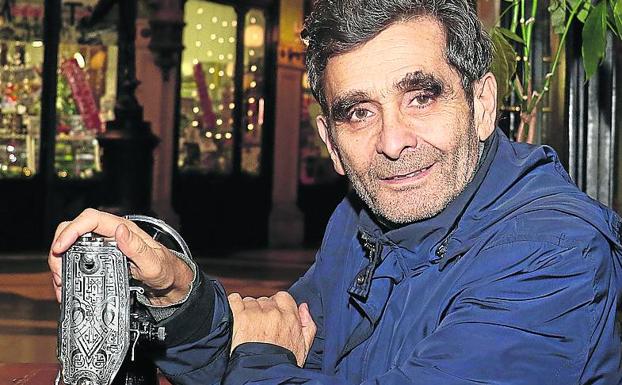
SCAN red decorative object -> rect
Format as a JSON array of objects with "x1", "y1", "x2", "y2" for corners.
[
  {"x1": 192, "y1": 63, "x2": 217, "y2": 129},
  {"x1": 60, "y1": 58, "x2": 103, "y2": 132}
]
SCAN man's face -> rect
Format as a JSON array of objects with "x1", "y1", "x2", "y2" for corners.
[{"x1": 317, "y1": 17, "x2": 497, "y2": 225}]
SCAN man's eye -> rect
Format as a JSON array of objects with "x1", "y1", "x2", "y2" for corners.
[
  {"x1": 349, "y1": 108, "x2": 373, "y2": 122},
  {"x1": 410, "y1": 94, "x2": 434, "y2": 108}
]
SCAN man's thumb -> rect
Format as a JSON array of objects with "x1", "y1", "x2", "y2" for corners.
[
  {"x1": 115, "y1": 223, "x2": 148, "y2": 260},
  {"x1": 299, "y1": 303, "x2": 317, "y2": 348}
]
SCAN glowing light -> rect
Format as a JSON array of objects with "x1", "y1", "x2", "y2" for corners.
[
  {"x1": 207, "y1": 50, "x2": 213, "y2": 57},
  {"x1": 8, "y1": 154, "x2": 16, "y2": 163},
  {"x1": 216, "y1": 119, "x2": 223, "y2": 125},
  {"x1": 23, "y1": 167, "x2": 31, "y2": 177},
  {"x1": 232, "y1": 21, "x2": 238, "y2": 27},
  {"x1": 218, "y1": 54, "x2": 225, "y2": 60},
  {"x1": 247, "y1": 110, "x2": 254, "y2": 116},
  {"x1": 191, "y1": 90, "x2": 198, "y2": 97},
  {"x1": 218, "y1": 37, "x2": 224, "y2": 44},
  {"x1": 215, "y1": 133, "x2": 223, "y2": 140},
  {"x1": 197, "y1": 8, "x2": 204, "y2": 14},
  {"x1": 212, "y1": 16, "x2": 218, "y2": 23},
  {"x1": 218, "y1": 104, "x2": 224, "y2": 111},
  {"x1": 193, "y1": 107, "x2": 200, "y2": 113},
  {"x1": 250, "y1": 65, "x2": 257, "y2": 72},
  {"x1": 226, "y1": 54, "x2": 233, "y2": 60},
  {"x1": 192, "y1": 120, "x2": 199, "y2": 127},
  {"x1": 206, "y1": 131, "x2": 213, "y2": 138},
  {"x1": 210, "y1": 34, "x2": 217, "y2": 40},
  {"x1": 196, "y1": 24, "x2": 203, "y2": 30},
  {"x1": 249, "y1": 49, "x2": 255, "y2": 56},
  {"x1": 225, "y1": 132, "x2": 232, "y2": 139},
  {"x1": 218, "y1": 70, "x2": 224, "y2": 76},
  {"x1": 250, "y1": 17, "x2": 257, "y2": 24},
  {"x1": 195, "y1": 41, "x2": 202, "y2": 47},
  {"x1": 209, "y1": 83, "x2": 216, "y2": 90},
  {"x1": 192, "y1": 58, "x2": 199, "y2": 65},
  {"x1": 229, "y1": 103, "x2": 235, "y2": 109},
  {"x1": 74, "y1": 52, "x2": 86, "y2": 68},
  {"x1": 248, "y1": 97, "x2": 256, "y2": 104},
  {"x1": 228, "y1": 37, "x2": 235, "y2": 43},
  {"x1": 32, "y1": 41, "x2": 43, "y2": 48},
  {"x1": 58, "y1": 170, "x2": 68, "y2": 178},
  {"x1": 208, "y1": 67, "x2": 215, "y2": 74},
  {"x1": 250, "y1": 81, "x2": 257, "y2": 88},
  {"x1": 6, "y1": 145, "x2": 15, "y2": 152},
  {"x1": 247, "y1": 124, "x2": 254, "y2": 130},
  {"x1": 222, "y1": 21, "x2": 228, "y2": 27}
]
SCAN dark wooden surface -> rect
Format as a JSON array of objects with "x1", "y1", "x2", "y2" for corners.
[{"x1": 0, "y1": 363, "x2": 172, "y2": 385}]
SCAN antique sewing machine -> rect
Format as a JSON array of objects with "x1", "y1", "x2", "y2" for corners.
[{"x1": 56, "y1": 215, "x2": 191, "y2": 385}]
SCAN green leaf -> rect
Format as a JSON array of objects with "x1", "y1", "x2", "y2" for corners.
[
  {"x1": 613, "y1": 0, "x2": 622, "y2": 37},
  {"x1": 568, "y1": 0, "x2": 592, "y2": 22},
  {"x1": 582, "y1": 1, "x2": 608, "y2": 79},
  {"x1": 497, "y1": 27, "x2": 525, "y2": 43},
  {"x1": 548, "y1": 0, "x2": 567, "y2": 34},
  {"x1": 490, "y1": 27, "x2": 518, "y2": 106}
]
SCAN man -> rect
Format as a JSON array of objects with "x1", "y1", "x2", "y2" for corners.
[{"x1": 49, "y1": 0, "x2": 622, "y2": 384}]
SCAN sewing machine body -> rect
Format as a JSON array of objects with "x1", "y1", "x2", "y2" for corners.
[{"x1": 58, "y1": 235, "x2": 131, "y2": 385}]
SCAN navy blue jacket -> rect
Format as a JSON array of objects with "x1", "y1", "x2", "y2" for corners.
[{"x1": 155, "y1": 129, "x2": 622, "y2": 384}]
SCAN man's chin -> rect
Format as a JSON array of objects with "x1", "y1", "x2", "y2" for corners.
[{"x1": 367, "y1": 197, "x2": 447, "y2": 227}]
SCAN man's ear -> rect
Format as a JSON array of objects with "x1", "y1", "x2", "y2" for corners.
[
  {"x1": 473, "y1": 72, "x2": 497, "y2": 141},
  {"x1": 316, "y1": 115, "x2": 345, "y2": 175}
]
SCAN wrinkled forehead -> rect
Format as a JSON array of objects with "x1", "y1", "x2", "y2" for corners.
[{"x1": 322, "y1": 18, "x2": 458, "y2": 101}]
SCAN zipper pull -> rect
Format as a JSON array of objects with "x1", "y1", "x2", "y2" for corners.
[{"x1": 348, "y1": 232, "x2": 383, "y2": 299}]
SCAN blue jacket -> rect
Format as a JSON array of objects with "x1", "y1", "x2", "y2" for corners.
[{"x1": 155, "y1": 129, "x2": 622, "y2": 385}]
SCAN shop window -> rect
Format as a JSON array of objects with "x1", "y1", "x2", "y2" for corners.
[
  {"x1": 298, "y1": 73, "x2": 339, "y2": 185},
  {"x1": 0, "y1": 0, "x2": 117, "y2": 180},
  {"x1": 55, "y1": 1, "x2": 117, "y2": 179},
  {"x1": 178, "y1": 1, "x2": 267, "y2": 176},
  {"x1": 0, "y1": 1, "x2": 44, "y2": 178}
]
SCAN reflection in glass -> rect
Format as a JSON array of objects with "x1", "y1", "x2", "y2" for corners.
[
  {"x1": 0, "y1": 1, "x2": 45, "y2": 178},
  {"x1": 55, "y1": 1, "x2": 117, "y2": 179},
  {"x1": 241, "y1": 9, "x2": 265, "y2": 176},
  {"x1": 178, "y1": 1, "x2": 237, "y2": 175}
]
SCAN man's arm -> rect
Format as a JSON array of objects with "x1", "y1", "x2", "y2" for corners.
[{"x1": 221, "y1": 235, "x2": 621, "y2": 385}]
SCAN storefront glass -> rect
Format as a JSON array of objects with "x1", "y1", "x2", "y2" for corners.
[
  {"x1": 55, "y1": 1, "x2": 117, "y2": 179},
  {"x1": 240, "y1": 9, "x2": 266, "y2": 176},
  {"x1": 0, "y1": 0, "x2": 117, "y2": 180},
  {"x1": 178, "y1": 1, "x2": 268, "y2": 176},
  {"x1": 298, "y1": 73, "x2": 339, "y2": 185},
  {"x1": 0, "y1": 1, "x2": 44, "y2": 178}
]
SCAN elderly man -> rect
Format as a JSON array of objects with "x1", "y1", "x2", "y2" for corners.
[{"x1": 49, "y1": 0, "x2": 622, "y2": 384}]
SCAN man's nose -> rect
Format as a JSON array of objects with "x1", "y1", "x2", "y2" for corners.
[{"x1": 375, "y1": 113, "x2": 418, "y2": 160}]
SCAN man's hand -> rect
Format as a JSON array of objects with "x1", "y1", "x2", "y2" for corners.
[
  {"x1": 228, "y1": 292, "x2": 317, "y2": 367},
  {"x1": 48, "y1": 208, "x2": 194, "y2": 306}
]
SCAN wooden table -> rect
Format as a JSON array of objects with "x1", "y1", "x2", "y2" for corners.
[{"x1": 0, "y1": 363, "x2": 172, "y2": 385}]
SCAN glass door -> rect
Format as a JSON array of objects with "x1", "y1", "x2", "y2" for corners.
[{"x1": 175, "y1": 0, "x2": 276, "y2": 251}]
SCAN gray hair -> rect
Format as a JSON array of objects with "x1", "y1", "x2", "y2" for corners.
[{"x1": 302, "y1": 0, "x2": 493, "y2": 116}]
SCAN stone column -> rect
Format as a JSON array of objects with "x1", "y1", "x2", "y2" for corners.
[
  {"x1": 135, "y1": 17, "x2": 180, "y2": 226},
  {"x1": 268, "y1": 0, "x2": 306, "y2": 247}
]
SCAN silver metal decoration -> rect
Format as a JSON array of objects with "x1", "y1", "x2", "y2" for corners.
[{"x1": 58, "y1": 234, "x2": 130, "y2": 385}]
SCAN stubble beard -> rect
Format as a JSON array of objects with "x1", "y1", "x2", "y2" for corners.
[{"x1": 340, "y1": 118, "x2": 480, "y2": 226}]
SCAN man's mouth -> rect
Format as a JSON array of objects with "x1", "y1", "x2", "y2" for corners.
[{"x1": 381, "y1": 164, "x2": 435, "y2": 182}]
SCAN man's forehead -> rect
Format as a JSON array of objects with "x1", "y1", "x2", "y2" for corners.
[{"x1": 322, "y1": 18, "x2": 454, "y2": 100}]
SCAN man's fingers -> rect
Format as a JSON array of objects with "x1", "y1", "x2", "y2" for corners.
[
  {"x1": 228, "y1": 293, "x2": 244, "y2": 314},
  {"x1": 53, "y1": 209, "x2": 123, "y2": 254},
  {"x1": 115, "y1": 223, "x2": 155, "y2": 263},
  {"x1": 271, "y1": 291, "x2": 298, "y2": 312},
  {"x1": 299, "y1": 303, "x2": 317, "y2": 351}
]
